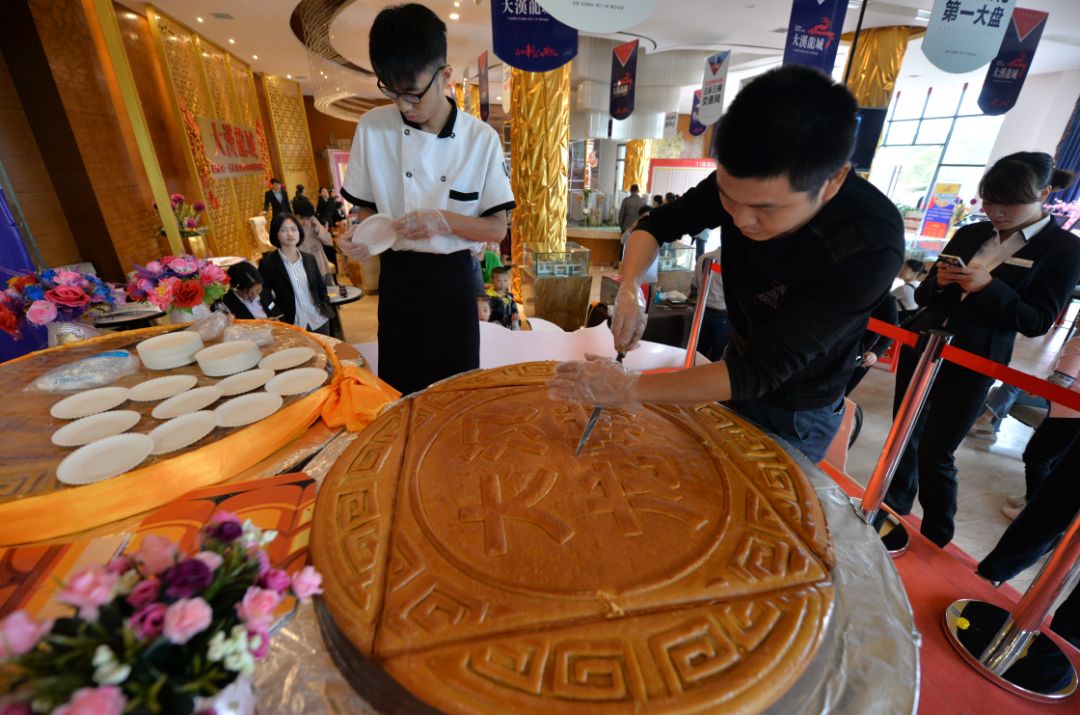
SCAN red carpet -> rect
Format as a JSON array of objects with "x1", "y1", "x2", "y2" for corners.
[{"x1": 821, "y1": 465, "x2": 1080, "y2": 713}]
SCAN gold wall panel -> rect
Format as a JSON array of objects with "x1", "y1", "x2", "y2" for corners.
[
  {"x1": 623, "y1": 139, "x2": 651, "y2": 192},
  {"x1": 262, "y1": 75, "x2": 320, "y2": 199}
]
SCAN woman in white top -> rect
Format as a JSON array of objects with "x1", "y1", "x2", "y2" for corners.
[
  {"x1": 890, "y1": 258, "x2": 927, "y2": 320},
  {"x1": 258, "y1": 214, "x2": 334, "y2": 336}
]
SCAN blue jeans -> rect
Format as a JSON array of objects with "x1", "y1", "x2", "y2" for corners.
[
  {"x1": 984, "y1": 384, "x2": 1048, "y2": 430},
  {"x1": 698, "y1": 308, "x2": 730, "y2": 362},
  {"x1": 727, "y1": 396, "x2": 845, "y2": 464}
]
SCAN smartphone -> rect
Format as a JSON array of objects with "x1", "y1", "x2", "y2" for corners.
[{"x1": 938, "y1": 254, "x2": 966, "y2": 270}]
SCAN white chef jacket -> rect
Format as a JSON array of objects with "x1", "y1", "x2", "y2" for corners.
[{"x1": 341, "y1": 97, "x2": 515, "y2": 255}]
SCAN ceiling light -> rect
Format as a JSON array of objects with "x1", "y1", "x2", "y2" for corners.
[
  {"x1": 124, "y1": 12, "x2": 138, "y2": 19},
  {"x1": 496, "y1": 96, "x2": 502, "y2": 101},
  {"x1": 196, "y1": 16, "x2": 204, "y2": 23},
  {"x1": 454, "y1": 1, "x2": 461, "y2": 5},
  {"x1": 287, "y1": 74, "x2": 292, "y2": 79},
  {"x1": 252, "y1": 54, "x2": 259, "y2": 60},
  {"x1": 228, "y1": 38, "x2": 235, "y2": 44},
  {"x1": 449, "y1": 12, "x2": 460, "y2": 20}
]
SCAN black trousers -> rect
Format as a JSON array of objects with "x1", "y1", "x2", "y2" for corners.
[
  {"x1": 1022, "y1": 417, "x2": 1080, "y2": 499},
  {"x1": 378, "y1": 249, "x2": 479, "y2": 396},
  {"x1": 884, "y1": 346, "x2": 993, "y2": 546}
]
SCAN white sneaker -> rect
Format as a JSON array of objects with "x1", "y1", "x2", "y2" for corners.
[
  {"x1": 1001, "y1": 499, "x2": 1026, "y2": 520},
  {"x1": 1005, "y1": 495, "x2": 1025, "y2": 508}
]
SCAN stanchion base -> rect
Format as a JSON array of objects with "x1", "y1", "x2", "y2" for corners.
[
  {"x1": 878, "y1": 514, "x2": 909, "y2": 557},
  {"x1": 943, "y1": 599, "x2": 1078, "y2": 703}
]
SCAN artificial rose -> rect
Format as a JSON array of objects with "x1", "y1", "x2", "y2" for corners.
[
  {"x1": 208, "y1": 510, "x2": 241, "y2": 527},
  {"x1": 248, "y1": 629, "x2": 270, "y2": 659},
  {"x1": 250, "y1": 548, "x2": 271, "y2": 577},
  {"x1": 185, "y1": 218, "x2": 198, "y2": 229},
  {"x1": 171, "y1": 280, "x2": 205, "y2": 310},
  {"x1": 165, "y1": 256, "x2": 198, "y2": 276},
  {"x1": 0, "y1": 610, "x2": 53, "y2": 658},
  {"x1": 258, "y1": 568, "x2": 291, "y2": 593},
  {"x1": 53, "y1": 685, "x2": 125, "y2": 715},
  {"x1": 24, "y1": 300, "x2": 57, "y2": 325},
  {"x1": 144, "y1": 261, "x2": 163, "y2": 275},
  {"x1": 193, "y1": 551, "x2": 224, "y2": 571},
  {"x1": 291, "y1": 566, "x2": 323, "y2": 600},
  {"x1": 0, "y1": 305, "x2": 19, "y2": 338},
  {"x1": 236, "y1": 586, "x2": 282, "y2": 631},
  {"x1": 170, "y1": 193, "x2": 184, "y2": 205},
  {"x1": 53, "y1": 270, "x2": 85, "y2": 287},
  {"x1": 0, "y1": 703, "x2": 33, "y2": 715},
  {"x1": 57, "y1": 567, "x2": 119, "y2": 621},
  {"x1": 149, "y1": 280, "x2": 174, "y2": 310},
  {"x1": 162, "y1": 559, "x2": 213, "y2": 599},
  {"x1": 132, "y1": 535, "x2": 177, "y2": 576},
  {"x1": 125, "y1": 579, "x2": 160, "y2": 609},
  {"x1": 130, "y1": 602, "x2": 167, "y2": 640},
  {"x1": 211, "y1": 520, "x2": 243, "y2": 543},
  {"x1": 105, "y1": 556, "x2": 133, "y2": 574},
  {"x1": 7, "y1": 274, "x2": 36, "y2": 292},
  {"x1": 193, "y1": 201, "x2": 206, "y2": 212},
  {"x1": 163, "y1": 598, "x2": 212, "y2": 644},
  {"x1": 44, "y1": 285, "x2": 89, "y2": 309}
]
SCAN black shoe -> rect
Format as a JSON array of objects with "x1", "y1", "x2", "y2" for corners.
[{"x1": 880, "y1": 522, "x2": 909, "y2": 552}]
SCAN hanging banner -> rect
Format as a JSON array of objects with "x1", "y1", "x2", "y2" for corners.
[
  {"x1": 922, "y1": 0, "x2": 1016, "y2": 73},
  {"x1": 610, "y1": 39, "x2": 639, "y2": 121},
  {"x1": 536, "y1": 0, "x2": 656, "y2": 32},
  {"x1": 689, "y1": 90, "x2": 707, "y2": 137},
  {"x1": 697, "y1": 51, "x2": 730, "y2": 126},
  {"x1": 197, "y1": 118, "x2": 265, "y2": 179},
  {"x1": 478, "y1": 51, "x2": 490, "y2": 121},
  {"x1": 782, "y1": 0, "x2": 846, "y2": 73},
  {"x1": 919, "y1": 182, "x2": 962, "y2": 239},
  {"x1": 977, "y1": 8, "x2": 1049, "y2": 116},
  {"x1": 491, "y1": 1, "x2": 577, "y2": 72},
  {"x1": 662, "y1": 112, "x2": 679, "y2": 139}
]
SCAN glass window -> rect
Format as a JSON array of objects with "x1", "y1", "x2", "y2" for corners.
[
  {"x1": 892, "y1": 89, "x2": 926, "y2": 120},
  {"x1": 867, "y1": 145, "x2": 943, "y2": 208},
  {"x1": 924, "y1": 84, "x2": 963, "y2": 118},
  {"x1": 958, "y1": 84, "x2": 984, "y2": 116},
  {"x1": 935, "y1": 165, "x2": 988, "y2": 206},
  {"x1": 942, "y1": 115, "x2": 1004, "y2": 164},
  {"x1": 886, "y1": 120, "x2": 918, "y2": 145},
  {"x1": 916, "y1": 118, "x2": 953, "y2": 145}
]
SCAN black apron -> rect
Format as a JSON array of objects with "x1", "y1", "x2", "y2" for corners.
[{"x1": 378, "y1": 248, "x2": 479, "y2": 396}]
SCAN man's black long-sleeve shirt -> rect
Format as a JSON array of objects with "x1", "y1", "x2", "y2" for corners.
[{"x1": 636, "y1": 171, "x2": 904, "y2": 410}]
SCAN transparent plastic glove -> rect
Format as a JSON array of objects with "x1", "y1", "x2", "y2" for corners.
[
  {"x1": 336, "y1": 234, "x2": 371, "y2": 262},
  {"x1": 611, "y1": 284, "x2": 648, "y2": 352},
  {"x1": 548, "y1": 354, "x2": 642, "y2": 410},
  {"x1": 393, "y1": 209, "x2": 451, "y2": 241}
]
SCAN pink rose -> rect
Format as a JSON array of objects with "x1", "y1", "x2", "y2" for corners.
[
  {"x1": 44, "y1": 285, "x2": 90, "y2": 309},
  {"x1": 57, "y1": 567, "x2": 119, "y2": 621},
  {"x1": 125, "y1": 579, "x2": 160, "y2": 609},
  {"x1": 105, "y1": 556, "x2": 132, "y2": 574},
  {"x1": 258, "y1": 568, "x2": 291, "y2": 593},
  {"x1": 248, "y1": 629, "x2": 270, "y2": 659},
  {"x1": 193, "y1": 551, "x2": 223, "y2": 571},
  {"x1": 193, "y1": 201, "x2": 206, "y2": 213},
  {"x1": 250, "y1": 548, "x2": 271, "y2": 577},
  {"x1": 144, "y1": 261, "x2": 163, "y2": 275},
  {"x1": 207, "y1": 510, "x2": 241, "y2": 527},
  {"x1": 163, "y1": 598, "x2": 212, "y2": 645},
  {"x1": 165, "y1": 257, "x2": 197, "y2": 276},
  {"x1": 25, "y1": 300, "x2": 57, "y2": 325},
  {"x1": 54, "y1": 270, "x2": 85, "y2": 286},
  {"x1": 130, "y1": 602, "x2": 167, "y2": 640},
  {"x1": 201, "y1": 263, "x2": 227, "y2": 284},
  {"x1": 132, "y1": 535, "x2": 177, "y2": 576},
  {"x1": 54, "y1": 685, "x2": 125, "y2": 715},
  {"x1": 236, "y1": 586, "x2": 282, "y2": 631},
  {"x1": 0, "y1": 610, "x2": 53, "y2": 658},
  {"x1": 170, "y1": 193, "x2": 185, "y2": 205},
  {"x1": 185, "y1": 218, "x2": 198, "y2": 229},
  {"x1": 0, "y1": 703, "x2": 33, "y2": 715},
  {"x1": 291, "y1": 566, "x2": 323, "y2": 600}
]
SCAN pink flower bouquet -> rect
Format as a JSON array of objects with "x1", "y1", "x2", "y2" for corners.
[
  {"x1": 0, "y1": 514, "x2": 321, "y2": 714},
  {"x1": 125, "y1": 255, "x2": 229, "y2": 314},
  {"x1": 155, "y1": 193, "x2": 207, "y2": 239},
  {"x1": 1, "y1": 269, "x2": 117, "y2": 338}
]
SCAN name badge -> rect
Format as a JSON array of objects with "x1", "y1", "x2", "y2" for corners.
[{"x1": 1004, "y1": 257, "x2": 1034, "y2": 269}]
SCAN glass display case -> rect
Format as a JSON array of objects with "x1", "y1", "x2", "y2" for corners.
[
  {"x1": 523, "y1": 242, "x2": 591, "y2": 278},
  {"x1": 657, "y1": 243, "x2": 695, "y2": 273}
]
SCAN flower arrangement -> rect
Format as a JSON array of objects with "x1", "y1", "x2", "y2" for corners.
[
  {"x1": 0, "y1": 270, "x2": 117, "y2": 338},
  {"x1": 0, "y1": 513, "x2": 322, "y2": 714},
  {"x1": 125, "y1": 256, "x2": 229, "y2": 314},
  {"x1": 156, "y1": 194, "x2": 207, "y2": 238}
]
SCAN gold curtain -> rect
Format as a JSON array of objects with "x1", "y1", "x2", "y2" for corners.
[
  {"x1": 510, "y1": 65, "x2": 570, "y2": 294},
  {"x1": 623, "y1": 139, "x2": 651, "y2": 192},
  {"x1": 455, "y1": 82, "x2": 465, "y2": 110},
  {"x1": 468, "y1": 84, "x2": 482, "y2": 119},
  {"x1": 842, "y1": 26, "x2": 923, "y2": 108}
]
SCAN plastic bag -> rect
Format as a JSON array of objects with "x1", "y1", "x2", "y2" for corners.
[
  {"x1": 223, "y1": 323, "x2": 275, "y2": 347},
  {"x1": 31, "y1": 350, "x2": 141, "y2": 392},
  {"x1": 185, "y1": 311, "x2": 232, "y2": 342}
]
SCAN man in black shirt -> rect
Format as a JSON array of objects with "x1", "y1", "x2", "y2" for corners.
[{"x1": 550, "y1": 65, "x2": 904, "y2": 462}]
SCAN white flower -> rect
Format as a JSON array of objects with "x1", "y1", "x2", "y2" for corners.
[
  {"x1": 91, "y1": 644, "x2": 131, "y2": 685},
  {"x1": 207, "y1": 631, "x2": 230, "y2": 662},
  {"x1": 240, "y1": 519, "x2": 278, "y2": 548},
  {"x1": 207, "y1": 625, "x2": 249, "y2": 662},
  {"x1": 223, "y1": 648, "x2": 255, "y2": 676},
  {"x1": 113, "y1": 570, "x2": 140, "y2": 596}
]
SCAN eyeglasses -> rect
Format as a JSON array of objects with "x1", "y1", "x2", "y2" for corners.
[{"x1": 377, "y1": 65, "x2": 448, "y2": 105}]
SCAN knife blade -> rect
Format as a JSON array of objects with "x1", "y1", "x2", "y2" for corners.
[{"x1": 574, "y1": 351, "x2": 625, "y2": 456}]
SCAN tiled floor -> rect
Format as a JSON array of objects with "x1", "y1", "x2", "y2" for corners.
[{"x1": 336, "y1": 273, "x2": 1077, "y2": 594}]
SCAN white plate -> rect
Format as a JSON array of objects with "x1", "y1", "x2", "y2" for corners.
[
  {"x1": 151, "y1": 385, "x2": 225, "y2": 419},
  {"x1": 217, "y1": 368, "x2": 275, "y2": 396},
  {"x1": 136, "y1": 332, "x2": 204, "y2": 370},
  {"x1": 352, "y1": 213, "x2": 398, "y2": 256},
  {"x1": 148, "y1": 411, "x2": 218, "y2": 455},
  {"x1": 265, "y1": 367, "x2": 329, "y2": 396},
  {"x1": 127, "y1": 374, "x2": 199, "y2": 402},
  {"x1": 195, "y1": 340, "x2": 262, "y2": 377},
  {"x1": 259, "y1": 347, "x2": 316, "y2": 371},
  {"x1": 56, "y1": 433, "x2": 153, "y2": 485},
  {"x1": 51, "y1": 387, "x2": 130, "y2": 420},
  {"x1": 215, "y1": 392, "x2": 283, "y2": 428},
  {"x1": 51, "y1": 410, "x2": 141, "y2": 447}
]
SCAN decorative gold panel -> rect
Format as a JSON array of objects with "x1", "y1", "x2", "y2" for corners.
[
  {"x1": 841, "y1": 26, "x2": 920, "y2": 109},
  {"x1": 623, "y1": 139, "x2": 651, "y2": 192},
  {"x1": 262, "y1": 75, "x2": 320, "y2": 198}
]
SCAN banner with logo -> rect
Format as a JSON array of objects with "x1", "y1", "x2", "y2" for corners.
[
  {"x1": 491, "y1": 1, "x2": 577, "y2": 72},
  {"x1": 535, "y1": 0, "x2": 656, "y2": 32},
  {"x1": 689, "y1": 90, "x2": 707, "y2": 137},
  {"x1": 697, "y1": 51, "x2": 730, "y2": 126},
  {"x1": 978, "y1": 8, "x2": 1049, "y2": 115},
  {"x1": 197, "y1": 118, "x2": 265, "y2": 179},
  {"x1": 922, "y1": 0, "x2": 1016, "y2": 73},
  {"x1": 610, "y1": 40, "x2": 639, "y2": 120},
  {"x1": 478, "y1": 51, "x2": 490, "y2": 121},
  {"x1": 919, "y1": 182, "x2": 961, "y2": 239},
  {"x1": 782, "y1": 0, "x2": 846, "y2": 73}
]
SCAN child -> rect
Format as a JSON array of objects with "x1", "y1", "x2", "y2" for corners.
[
  {"x1": 477, "y1": 295, "x2": 491, "y2": 323},
  {"x1": 222, "y1": 261, "x2": 273, "y2": 320},
  {"x1": 486, "y1": 266, "x2": 519, "y2": 330}
]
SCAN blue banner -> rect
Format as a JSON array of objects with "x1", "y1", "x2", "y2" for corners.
[
  {"x1": 782, "y1": 0, "x2": 846, "y2": 74},
  {"x1": 689, "y1": 90, "x2": 707, "y2": 137},
  {"x1": 491, "y1": 1, "x2": 577, "y2": 72},
  {"x1": 478, "y1": 51, "x2": 490, "y2": 122},
  {"x1": 610, "y1": 39, "x2": 638, "y2": 121},
  {"x1": 978, "y1": 8, "x2": 1048, "y2": 116}
]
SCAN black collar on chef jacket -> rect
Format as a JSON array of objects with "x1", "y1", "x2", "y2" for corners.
[{"x1": 399, "y1": 96, "x2": 459, "y2": 139}]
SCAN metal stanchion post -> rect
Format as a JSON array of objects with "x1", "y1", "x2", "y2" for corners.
[
  {"x1": 943, "y1": 508, "x2": 1080, "y2": 702},
  {"x1": 683, "y1": 258, "x2": 715, "y2": 369},
  {"x1": 858, "y1": 329, "x2": 953, "y2": 556}
]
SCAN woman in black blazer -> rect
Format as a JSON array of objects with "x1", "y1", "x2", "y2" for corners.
[
  {"x1": 883, "y1": 152, "x2": 1080, "y2": 548},
  {"x1": 258, "y1": 214, "x2": 336, "y2": 336},
  {"x1": 221, "y1": 261, "x2": 277, "y2": 320}
]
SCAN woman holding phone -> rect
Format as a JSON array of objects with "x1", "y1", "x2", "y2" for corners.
[{"x1": 880, "y1": 152, "x2": 1080, "y2": 548}]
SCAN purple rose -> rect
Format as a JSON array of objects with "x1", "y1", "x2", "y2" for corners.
[
  {"x1": 258, "y1": 568, "x2": 291, "y2": 593},
  {"x1": 212, "y1": 521, "x2": 243, "y2": 543},
  {"x1": 130, "y1": 602, "x2": 167, "y2": 640},
  {"x1": 126, "y1": 579, "x2": 160, "y2": 609},
  {"x1": 193, "y1": 201, "x2": 206, "y2": 213},
  {"x1": 162, "y1": 559, "x2": 213, "y2": 599}
]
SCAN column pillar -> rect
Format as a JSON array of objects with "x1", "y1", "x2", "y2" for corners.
[{"x1": 622, "y1": 138, "x2": 651, "y2": 192}]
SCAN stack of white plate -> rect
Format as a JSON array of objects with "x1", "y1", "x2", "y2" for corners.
[
  {"x1": 136, "y1": 332, "x2": 204, "y2": 370},
  {"x1": 195, "y1": 340, "x2": 261, "y2": 377}
]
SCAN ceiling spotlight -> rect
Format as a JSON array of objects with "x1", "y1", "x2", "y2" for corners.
[
  {"x1": 287, "y1": 74, "x2": 293, "y2": 79},
  {"x1": 496, "y1": 96, "x2": 502, "y2": 101},
  {"x1": 228, "y1": 38, "x2": 235, "y2": 44},
  {"x1": 196, "y1": 16, "x2": 204, "y2": 23},
  {"x1": 252, "y1": 54, "x2": 258, "y2": 60},
  {"x1": 449, "y1": 12, "x2": 460, "y2": 20},
  {"x1": 454, "y1": 1, "x2": 461, "y2": 5}
]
